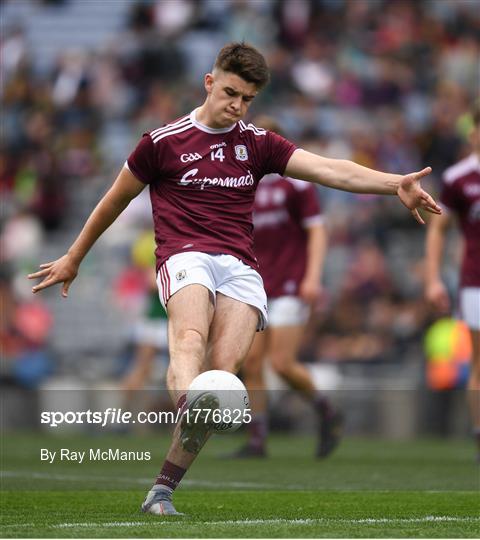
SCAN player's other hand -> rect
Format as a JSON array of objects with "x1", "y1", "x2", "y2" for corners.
[
  {"x1": 425, "y1": 279, "x2": 450, "y2": 314},
  {"x1": 397, "y1": 167, "x2": 442, "y2": 225},
  {"x1": 299, "y1": 277, "x2": 322, "y2": 304},
  {"x1": 28, "y1": 254, "x2": 79, "y2": 297}
]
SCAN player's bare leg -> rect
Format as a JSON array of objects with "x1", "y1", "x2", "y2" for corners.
[
  {"x1": 231, "y1": 331, "x2": 269, "y2": 456},
  {"x1": 143, "y1": 287, "x2": 259, "y2": 515},
  {"x1": 176, "y1": 293, "x2": 258, "y2": 457},
  {"x1": 120, "y1": 343, "x2": 156, "y2": 393},
  {"x1": 269, "y1": 325, "x2": 315, "y2": 394},
  {"x1": 269, "y1": 325, "x2": 343, "y2": 458},
  {"x1": 208, "y1": 293, "x2": 266, "y2": 457},
  {"x1": 119, "y1": 343, "x2": 156, "y2": 435},
  {"x1": 207, "y1": 292, "x2": 259, "y2": 373},
  {"x1": 166, "y1": 284, "x2": 215, "y2": 403},
  {"x1": 142, "y1": 284, "x2": 215, "y2": 515},
  {"x1": 467, "y1": 328, "x2": 480, "y2": 461},
  {"x1": 243, "y1": 332, "x2": 269, "y2": 411}
]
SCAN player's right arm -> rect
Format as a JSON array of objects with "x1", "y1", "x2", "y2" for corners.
[
  {"x1": 299, "y1": 222, "x2": 326, "y2": 304},
  {"x1": 28, "y1": 167, "x2": 146, "y2": 297},
  {"x1": 424, "y1": 211, "x2": 453, "y2": 313}
]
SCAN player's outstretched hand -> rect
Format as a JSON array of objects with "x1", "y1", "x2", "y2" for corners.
[
  {"x1": 28, "y1": 254, "x2": 79, "y2": 297},
  {"x1": 397, "y1": 167, "x2": 442, "y2": 225}
]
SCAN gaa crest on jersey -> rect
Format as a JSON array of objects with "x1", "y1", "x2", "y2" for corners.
[
  {"x1": 234, "y1": 145, "x2": 248, "y2": 161},
  {"x1": 176, "y1": 270, "x2": 187, "y2": 281},
  {"x1": 180, "y1": 153, "x2": 202, "y2": 163}
]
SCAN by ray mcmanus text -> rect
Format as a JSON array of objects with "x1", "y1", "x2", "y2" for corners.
[{"x1": 40, "y1": 447, "x2": 152, "y2": 464}]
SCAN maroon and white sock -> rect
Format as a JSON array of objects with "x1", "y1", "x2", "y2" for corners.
[
  {"x1": 248, "y1": 414, "x2": 267, "y2": 450},
  {"x1": 154, "y1": 460, "x2": 186, "y2": 492}
]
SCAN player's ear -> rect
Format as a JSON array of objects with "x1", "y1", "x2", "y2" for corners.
[{"x1": 205, "y1": 73, "x2": 214, "y2": 94}]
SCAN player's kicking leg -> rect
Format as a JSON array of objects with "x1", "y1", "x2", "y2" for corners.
[
  {"x1": 142, "y1": 286, "x2": 259, "y2": 515},
  {"x1": 142, "y1": 284, "x2": 215, "y2": 516},
  {"x1": 268, "y1": 325, "x2": 343, "y2": 459}
]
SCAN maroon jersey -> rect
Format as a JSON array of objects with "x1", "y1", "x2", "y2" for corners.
[
  {"x1": 126, "y1": 111, "x2": 296, "y2": 271},
  {"x1": 440, "y1": 153, "x2": 480, "y2": 287},
  {"x1": 253, "y1": 174, "x2": 323, "y2": 298}
]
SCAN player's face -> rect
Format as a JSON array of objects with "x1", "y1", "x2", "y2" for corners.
[{"x1": 204, "y1": 70, "x2": 258, "y2": 128}]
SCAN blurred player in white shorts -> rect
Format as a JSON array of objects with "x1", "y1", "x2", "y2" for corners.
[
  {"x1": 231, "y1": 117, "x2": 343, "y2": 459},
  {"x1": 118, "y1": 232, "x2": 169, "y2": 395},
  {"x1": 425, "y1": 108, "x2": 480, "y2": 461},
  {"x1": 120, "y1": 273, "x2": 169, "y2": 394}
]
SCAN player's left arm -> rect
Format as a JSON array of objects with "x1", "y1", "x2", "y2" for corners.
[
  {"x1": 424, "y1": 210, "x2": 454, "y2": 313},
  {"x1": 284, "y1": 149, "x2": 441, "y2": 224},
  {"x1": 299, "y1": 222, "x2": 327, "y2": 304}
]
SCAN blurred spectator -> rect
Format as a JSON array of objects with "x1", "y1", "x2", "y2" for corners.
[
  {"x1": 0, "y1": 26, "x2": 28, "y2": 85},
  {"x1": 1, "y1": 210, "x2": 44, "y2": 263},
  {"x1": 0, "y1": 267, "x2": 54, "y2": 387}
]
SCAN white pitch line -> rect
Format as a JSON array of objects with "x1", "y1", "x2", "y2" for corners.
[
  {"x1": 3, "y1": 516, "x2": 479, "y2": 530},
  {"x1": 52, "y1": 516, "x2": 480, "y2": 528}
]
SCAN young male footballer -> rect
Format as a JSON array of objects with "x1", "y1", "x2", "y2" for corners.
[{"x1": 29, "y1": 42, "x2": 442, "y2": 515}]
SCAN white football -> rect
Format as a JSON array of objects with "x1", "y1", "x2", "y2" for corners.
[{"x1": 186, "y1": 370, "x2": 250, "y2": 433}]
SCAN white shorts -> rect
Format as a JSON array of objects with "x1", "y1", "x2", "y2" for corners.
[
  {"x1": 133, "y1": 318, "x2": 168, "y2": 348},
  {"x1": 157, "y1": 252, "x2": 268, "y2": 331},
  {"x1": 267, "y1": 296, "x2": 310, "y2": 327},
  {"x1": 460, "y1": 287, "x2": 480, "y2": 330}
]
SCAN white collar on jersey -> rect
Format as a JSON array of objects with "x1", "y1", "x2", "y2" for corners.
[{"x1": 190, "y1": 108, "x2": 237, "y2": 134}]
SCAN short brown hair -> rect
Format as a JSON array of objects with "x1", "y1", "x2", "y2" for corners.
[{"x1": 214, "y1": 42, "x2": 270, "y2": 89}]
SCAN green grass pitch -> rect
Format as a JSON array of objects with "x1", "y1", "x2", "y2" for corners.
[{"x1": 1, "y1": 432, "x2": 478, "y2": 537}]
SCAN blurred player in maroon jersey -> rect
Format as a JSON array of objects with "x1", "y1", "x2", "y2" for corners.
[
  {"x1": 425, "y1": 108, "x2": 480, "y2": 461},
  {"x1": 231, "y1": 117, "x2": 341, "y2": 459},
  {"x1": 29, "y1": 43, "x2": 441, "y2": 515}
]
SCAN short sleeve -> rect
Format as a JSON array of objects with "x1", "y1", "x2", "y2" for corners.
[
  {"x1": 289, "y1": 180, "x2": 323, "y2": 227},
  {"x1": 263, "y1": 131, "x2": 297, "y2": 176},
  {"x1": 126, "y1": 135, "x2": 157, "y2": 184},
  {"x1": 299, "y1": 184, "x2": 322, "y2": 225}
]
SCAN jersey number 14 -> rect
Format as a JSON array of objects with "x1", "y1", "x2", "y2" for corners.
[{"x1": 210, "y1": 148, "x2": 225, "y2": 162}]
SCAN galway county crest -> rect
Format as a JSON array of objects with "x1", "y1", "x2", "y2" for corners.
[{"x1": 234, "y1": 145, "x2": 248, "y2": 161}]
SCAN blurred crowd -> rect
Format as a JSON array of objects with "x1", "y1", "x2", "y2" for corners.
[{"x1": 1, "y1": 0, "x2": 478, "y2": 387}]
